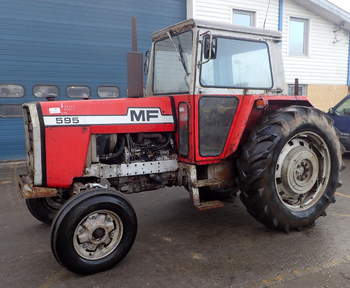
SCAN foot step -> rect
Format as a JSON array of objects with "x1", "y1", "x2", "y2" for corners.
[{"x1": 195, "y1": 200, "x2": 224, "y2": 211}]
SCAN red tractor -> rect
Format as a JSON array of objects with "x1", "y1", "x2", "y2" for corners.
[{"x1": 19, "y1": 19, "x2": 342, "y2": 274}]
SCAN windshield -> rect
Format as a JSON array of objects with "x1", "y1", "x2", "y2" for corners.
[
  {"x1": 153, "y1": 31, "x2": 193, "y2": 94},
  {"x1": 200, "y1": 37, "x2": 273, "y2": 89}
]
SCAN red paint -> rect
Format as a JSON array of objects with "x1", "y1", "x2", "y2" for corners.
[
  {"x1": 45, "y1": 126, "x2": 90, "y2": 187},
  {"x1": 40, "y1": 96, "x2": 174, "y2": 116},
  {"x1": 40, "y1": 94, "x2": 311, "y2": 188}
]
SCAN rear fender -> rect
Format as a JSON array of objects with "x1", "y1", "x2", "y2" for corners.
[
  {"x1": 242, "y1": 97, "x2": 313, "y2": 148},
  {"x1": 207, "y1": 96, "x2": 313, "y2": 163}
]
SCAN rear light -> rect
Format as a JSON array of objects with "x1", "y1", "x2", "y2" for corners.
[
  {"x1": 255, "y1": 98, "x2": 268, "y2": 109},
  {"x1": 178, "y1": 103, "x2": 190, "y2": 157}
]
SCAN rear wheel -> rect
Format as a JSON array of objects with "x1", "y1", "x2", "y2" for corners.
[
  {"x1": 26, "y1": 197, "x2": 65, "y2": 225},
  {"x1": 238, "y1": 106, "x2": 342, "y2": 232},
  {"x1": 51, "y1": 188, "x2": 137, "y2": 274}
]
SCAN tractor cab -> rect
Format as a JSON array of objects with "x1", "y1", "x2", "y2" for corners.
[
  {"x1": 145, "y1": 19, "x2": 287, "y2": 164},
  {"x1": 145, "y1": 19, "x2": 285, "y2": 97}
]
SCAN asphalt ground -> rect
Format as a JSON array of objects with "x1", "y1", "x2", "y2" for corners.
[{"x1": 1, "y1": 159, "x2": 350, "y2": 288}]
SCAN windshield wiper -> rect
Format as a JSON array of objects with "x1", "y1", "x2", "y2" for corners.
[{"x1": 167, "y1": 31, "x2": 190, "y2": 77}]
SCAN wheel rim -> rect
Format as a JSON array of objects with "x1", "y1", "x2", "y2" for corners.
[
  {"x1": 275, "y1": 131, "x2": 331, "y2": 211},
  {"x1": 73, "y1": 210, "x2": 124, "y2": 260}
]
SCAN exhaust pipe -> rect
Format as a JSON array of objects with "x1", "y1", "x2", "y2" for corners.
[{"x1": 127, "y1": 17, "x2": 144, "y2": 98}]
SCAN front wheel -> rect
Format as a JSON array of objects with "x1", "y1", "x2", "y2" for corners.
[
  {"x1": 26, "y1": 197, "x2": 65, "y2": 225},
  {"x1": 238, "y1": 106, "x2": 342, "y2": 232},
  {"x1": 51, "y1": 188, "x2": 137, "y2": 274}
]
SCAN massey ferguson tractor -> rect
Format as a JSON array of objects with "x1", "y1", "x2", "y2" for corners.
[{"x1": 19, "y1": 18, "x2": 342, "y2": 274}]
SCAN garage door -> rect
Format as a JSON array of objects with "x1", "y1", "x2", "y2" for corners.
[{"x1": 0, "y1": 0, "x2": 186, "y2": 160}]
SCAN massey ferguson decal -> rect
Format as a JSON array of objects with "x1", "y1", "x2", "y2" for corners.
[
  {"x1": 43, "y1": 108, "x2": 174, "y2": 126},
  {"x1": 130, "y1": 109, "x2": 159, "y2": 122}
]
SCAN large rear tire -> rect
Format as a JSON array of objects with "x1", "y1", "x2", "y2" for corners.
[
  {"x1": 238, "y1": 106, "x2": 342, "y2": 232},
  {"x1": 51, "y1": 188, "x2": 137, "y2": 274}
]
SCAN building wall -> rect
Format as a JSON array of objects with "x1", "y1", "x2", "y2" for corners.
[
  {"x1": 281, "y1": 0, "x2": 349, "y2": 110},
  {"x1": 282, "y1": 0, "x2": 349, "y2": 86},
  {"x1": 189, "y1": 0, "x2": 279, "y2": 31},
  {"x1": 307, "y1": 84, "x2": 348, "y2": 111}
]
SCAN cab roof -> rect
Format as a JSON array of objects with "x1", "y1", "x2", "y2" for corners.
[{"x1": 152, "y1": 18, "x2": 282, "y2": 41}]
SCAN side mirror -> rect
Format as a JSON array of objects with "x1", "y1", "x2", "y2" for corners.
[
  {"x1": 328, "y1": 107, "x2": 334, "y2": 114},
  {"x1": 203, "y1": 35, "x2": 217, "y2": 60}
]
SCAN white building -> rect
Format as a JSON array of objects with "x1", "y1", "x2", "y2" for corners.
[{"x1": 187, "y1": 0, "x2": 350, "y2": 110}]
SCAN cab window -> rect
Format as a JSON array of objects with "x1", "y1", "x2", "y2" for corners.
[
  {"x1": 201, "y1": 38, "x2": 273, "y2": 89},
  {"x1": 153, "y1": 31, "x2": 193, "y2": 94}
]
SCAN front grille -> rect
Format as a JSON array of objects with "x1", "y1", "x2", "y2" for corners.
[{"x1": 23, "y1": 106, "x2": 34, "y2": 177}]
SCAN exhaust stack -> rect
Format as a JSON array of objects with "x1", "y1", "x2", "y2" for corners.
[{"x1": 127, "y1": 17, "x2": 144, "y2": 98}]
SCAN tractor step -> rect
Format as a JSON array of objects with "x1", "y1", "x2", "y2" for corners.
[
  {"x1": 195, "y1": 200, "x2": 224, "y2": 211},
  {"x1": 193, "y1": 179, "x2": 222, "y2": 188}
]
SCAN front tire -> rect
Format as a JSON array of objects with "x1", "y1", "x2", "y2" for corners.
[
  {"x1": 238, "y1": 106, "x2": 342, "y2": 232},
  {"x1": 51, "y1": 188, "x2": 137, "y2": 274},
  {"x1": 26, "y1": 197, "x2": 65, "y2": 225}
]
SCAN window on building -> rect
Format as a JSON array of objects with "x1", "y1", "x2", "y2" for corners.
[
  {"x1": 0, "y1": 85, "x2": 24, "y2": 98},
  {"x1": 33, "y1": 85, "x2": 59, "y2": 98},
  {"x1": 288, "y1": 84, "x2": 308, "y2": 96},
  {"x1": 97, "y1": 86, "x2": 119, "y2": 98},
  {"x1": 232, "y1": 9, "x2": 255, "y2": 27},
  {"x1": 67, "y1": 86, "x2": 90, "y2": 98},
  {"x1": 0, "y1": 104, "x2": 23, "y2": 117},
  {"x1": 289, "y1": 17, "x2": 309, "y2": 56}
]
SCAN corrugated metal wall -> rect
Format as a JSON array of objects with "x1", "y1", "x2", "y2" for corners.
[{"x1": 0, "y1": 0, "x2": 186, "y2": 160}]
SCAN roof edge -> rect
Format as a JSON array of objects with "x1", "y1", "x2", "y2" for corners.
[
  {"x1": 292, "y1": 0, "x2": 350, "y2": 31},
  {"x1": 152, "y1": 19, "x2": 282, "y2": 41}
]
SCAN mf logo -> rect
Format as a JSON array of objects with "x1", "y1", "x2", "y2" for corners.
[{"x1": 129, "y1": 108, "x2": 159, "y2": 122}]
